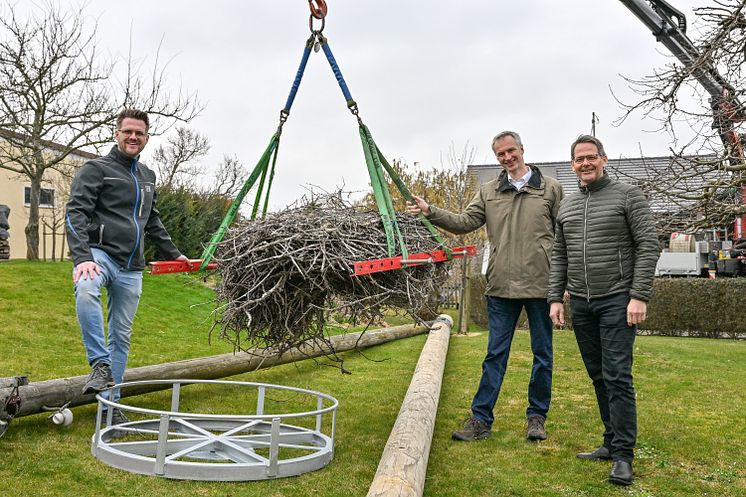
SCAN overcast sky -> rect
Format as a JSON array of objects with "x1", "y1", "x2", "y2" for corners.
[{"x1": 84, "y1": 0, "x2": 705, "y2": 209}]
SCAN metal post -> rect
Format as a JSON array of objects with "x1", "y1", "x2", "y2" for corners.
[
  {"x1": 268, "y1": 417, "x2": 281, "y2": 477},
  {"x1": 170, "y1": 382, "x2": 181, "y2": 412},
  {"x1": 155, "y1": 413, "x2": 171, "y2": 475},
  {"x1": 257, "y1": 385, "x2": 265, "y2": 416}
]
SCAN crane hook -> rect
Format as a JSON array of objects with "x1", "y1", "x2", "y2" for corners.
[{"x1": 308, "y1": 0, "x2": 328, "y2": 20}]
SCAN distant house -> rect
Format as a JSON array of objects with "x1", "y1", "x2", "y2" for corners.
[{"x1": 0, "y1": 129, "x2": 97, "y2": 260}]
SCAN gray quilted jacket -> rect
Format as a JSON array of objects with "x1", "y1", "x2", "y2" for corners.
[{"x1": 547, "y1": 174, "x2": 659, "y2": 303}]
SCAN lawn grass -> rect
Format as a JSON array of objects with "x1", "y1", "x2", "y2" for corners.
[{"x1": 0, "y1": 260, "x2": 744, "y2": 496}]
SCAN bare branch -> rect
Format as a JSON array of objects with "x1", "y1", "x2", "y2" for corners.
[
  {"x1": 618, "y1": 0, "x2": 746, "y2": 237},
  {"x1": 151, "y1": 126, "x2": 210, "y2": 189}
]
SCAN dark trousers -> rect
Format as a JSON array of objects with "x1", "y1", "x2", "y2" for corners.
[
  {"x1": 471, "y1": 296, "x2": 553, "y2": 427},
  {"x1": 570, "y1": 292, "x2": 637, "y2": 463}
]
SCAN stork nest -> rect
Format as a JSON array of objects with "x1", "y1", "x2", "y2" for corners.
[{"x1": 210, "y1": 192, "x2": 449, "y2": 354}]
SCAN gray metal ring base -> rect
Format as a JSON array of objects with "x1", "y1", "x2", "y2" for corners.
[{"x1": 91, "y1": 379, "x2": 338, "y2": 481}]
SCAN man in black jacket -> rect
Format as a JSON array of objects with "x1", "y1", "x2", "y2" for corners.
[
  {"x1": 66, "y1": 109, "x2": 188, "y2": 423},
  {"x1": 548, "y1": 135, "x2": 659, "y2": 486}
]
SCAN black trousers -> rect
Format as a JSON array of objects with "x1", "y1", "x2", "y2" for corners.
[{"x1": 570, "y1": 292, "x2": 637, "y2": 463}]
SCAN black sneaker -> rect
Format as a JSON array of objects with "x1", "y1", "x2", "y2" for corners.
[
  {"x1": 98, "y1": 408, "x2": 129, "y2": 426},
  {"x1": 452, "y1": 417, "x2": 491, "y2": 441},
  {"x1": 526, "y1": 415, "x2": 547, "y2": 441},
  {"x1": 82, "y1": 362, "x2": 115, "y2": 395}
]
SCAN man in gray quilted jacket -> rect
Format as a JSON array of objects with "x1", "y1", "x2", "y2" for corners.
[{"x1": 548, "y1": 135, "x2": 659, "y2": 486}]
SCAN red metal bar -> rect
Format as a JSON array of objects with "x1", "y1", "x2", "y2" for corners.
[
  {"x1": 353, "y1": 245, "x2": 477, "y2": 276},
  {"x1": 149, "y1": 259, "x2": 218, "y2": 275}
]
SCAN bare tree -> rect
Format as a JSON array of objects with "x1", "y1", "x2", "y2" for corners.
[
  {"x1": 617, "y1": 1, "x2": 746, "y2": 236},
  {"x1": 40, "y1": 163, "x2": 75, "y2": 262},
  {"x1": 151, "y1": 126, "x2": 210, "y2": 189},
  {"x1": 439, "y1": 142, "x2": 483, "y2": 333},
  {"x1": 210, "y1": 154, "x2": 249, "y2": 198},
  {"x1": 0, "y1": 1, "x2": 202, "y2": 259}
]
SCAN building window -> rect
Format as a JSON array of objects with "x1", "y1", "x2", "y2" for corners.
[{"x1": 24, "y1": 187, "x2": 55, "y2": 208}]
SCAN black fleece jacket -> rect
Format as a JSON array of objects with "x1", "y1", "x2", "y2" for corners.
[{"x1": 65, "y1": 145, "x2": 181, "y2": 271}]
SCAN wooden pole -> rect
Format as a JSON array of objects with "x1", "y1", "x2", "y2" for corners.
[
  {"x1": 457, "y1": 257, "x2": 471, "y2": 334},
  {"x1": 366, "y1": 315, "x2": 452, "y2": 497},
  {"x1": 1, "y1": 323, "x2": 429, "y2": 418}
]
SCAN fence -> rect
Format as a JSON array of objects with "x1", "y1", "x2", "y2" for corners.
[{"x1": 439, "y1": 284, "x2": 461, "y2": 309}]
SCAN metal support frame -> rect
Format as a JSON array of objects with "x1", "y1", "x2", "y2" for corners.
[{"x1": 91, "y1": 379, "x2": 338, "y2": 481}]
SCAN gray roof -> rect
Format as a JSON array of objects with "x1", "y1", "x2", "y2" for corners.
[{"x1": 467, "y1": 155, "x2": 720, "y2": 214}]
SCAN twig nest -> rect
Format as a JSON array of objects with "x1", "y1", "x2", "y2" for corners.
[{"x1": 211, "y1": 192, "x2": 448, "y2": 353}]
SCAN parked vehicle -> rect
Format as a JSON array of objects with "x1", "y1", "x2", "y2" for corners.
[{"x1": 656, "y1": 232, "x2": 746, "y2": 277}]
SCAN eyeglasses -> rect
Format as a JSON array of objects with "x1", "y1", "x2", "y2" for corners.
[
  {"x1": 117, "y1": 129, "x2": 148, "y2": 138},
  {"x1": 573, "y1": 154, "x2": 600, "y2": 164}
]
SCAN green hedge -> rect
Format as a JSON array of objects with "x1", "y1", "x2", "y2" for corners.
[
  {"x1": 469, "y1": 275, "x2": 745, "y2": 339},
  {"x1": 643, "y1": 278, "x2": 746, "y2": 338},
  {"x1": 144, "y1": 187, "x2": 231, "y2": 260}
]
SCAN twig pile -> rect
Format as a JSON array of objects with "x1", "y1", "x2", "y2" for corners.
[{"x1": 211, "y1": 192, "x2": 448, "y2": 354}]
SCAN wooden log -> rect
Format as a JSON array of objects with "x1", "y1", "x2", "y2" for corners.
[
  {"x1": 1, "y1": 323, "x2": 429, "y2": 418},
  {"x1": 366, "y1": 314, "x2": 453, "y2": 497}
]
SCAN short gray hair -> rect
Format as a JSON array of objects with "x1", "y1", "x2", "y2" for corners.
[
  {"x1": 491, "y1": 131, "x2": 523, "y2": 151},
  {"x1": 571, "y1": 135, "x2": 606, "y2": 159}
]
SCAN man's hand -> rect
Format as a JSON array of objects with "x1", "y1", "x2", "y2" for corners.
[
  {"x1": 406, "y1": 194, "x2": 431, "y2": 217},
  {"x1": 174, "y1": 254, "x2": 191, "y2": 269},
  {"x1": 549, "y1": 302, "x2": 565, "y2": 327},
  {"x1": 73, "y1": 261, "x2": 101, "y2": 283},
  {"x1": 627, "y1": 298, "x2": 647, "y2": 326}
]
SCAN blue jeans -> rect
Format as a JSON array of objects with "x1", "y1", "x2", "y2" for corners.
[
  {"x1": 74, "y1": 247, "x2": 142, "y2": 402},
  {"x1": 471, "y1": 296, "x2": 553, "y2": 427},
  {"x1": 570, "y1": 292, "x2": 636, "y2": 463}
]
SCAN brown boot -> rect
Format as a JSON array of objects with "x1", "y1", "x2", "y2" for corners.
[
  {"x1": 526, "y1": 415, "x2": 547, "y2": 441},
  {"x1": 452, "y1": 417, "x2": 491, "y2": 441}
]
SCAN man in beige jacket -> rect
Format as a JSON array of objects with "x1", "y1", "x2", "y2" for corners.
[{"x1": 408, "y1": 131, "x2": 563, "y2": 441}]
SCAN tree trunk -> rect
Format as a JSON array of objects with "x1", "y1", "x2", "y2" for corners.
[
  {"x1": 366, "y1": 316, "x2": 452, "y2": 497},
  {"x1": 1, "y1": 322, "x2": 430, "y2": 419},
  {"x1": 50, "y1": 221, "x2": 58, "y2": 262},
  {"x1": 25, "y1": 176, "x2": 41, "y2": 260},
  {"x1": 60, "y1": 225, "x2": 67, "y2": 261}
]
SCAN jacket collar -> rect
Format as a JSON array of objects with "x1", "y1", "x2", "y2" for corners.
[
  {"x1": 496, "y1": 165, "x2": 544, "y2": 192},
  {"x1": 577, "y1": 172, "x2": 611, "y2": 193},
  {"x1": 107, "y1": 145, "x2": 139, "y2": 168}
]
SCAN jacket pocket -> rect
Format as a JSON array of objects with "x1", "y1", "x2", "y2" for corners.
[
  {"x1": 485, "y1": 245, "x2": 497, "y2": 291},
  {"x1": 137, "y1": 182, "x2": 155, "y2": 220},
  {"x1": 99, "y1": 224, "x2": 105, "y2": 245},
  {"x1": 618, "y1": 248, "x2": 624, "y2": 280}
]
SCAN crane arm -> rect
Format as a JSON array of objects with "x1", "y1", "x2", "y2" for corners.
[
  {"x1": 619, "y1": 0, "x2": 745, "y2": 160},
  {"x1": 618, "y1": 0, "x2": 734, "y2": 99}
]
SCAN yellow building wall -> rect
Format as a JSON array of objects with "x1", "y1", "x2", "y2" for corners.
[{"x1": 0, "y1": 158, "x2": 87, "y2": 261}]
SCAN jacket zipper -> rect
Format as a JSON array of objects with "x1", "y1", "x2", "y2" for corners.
[
  {"x1": 618, "y1": 248, "x2": 624, "y2": 279},
  {"x1": 583, "y1": 191, "x2": 591, "y2": 301},
  {"x1": 126, "y1": 159, "x2": 142, "y2": 270},
  {"x1": 99, "y1": 224, "x2": 104, "y2": 245},
  {"x1": 139, "y1": 188, "x2": 144, "y2": 218}
]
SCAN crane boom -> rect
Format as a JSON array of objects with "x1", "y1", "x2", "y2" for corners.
[
  {"x1": 618, "y1": 0, "x2": 734, "y2": 99},
  {"x1": 619, "y1": 0, "x2": 745, "y2": 156}
]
